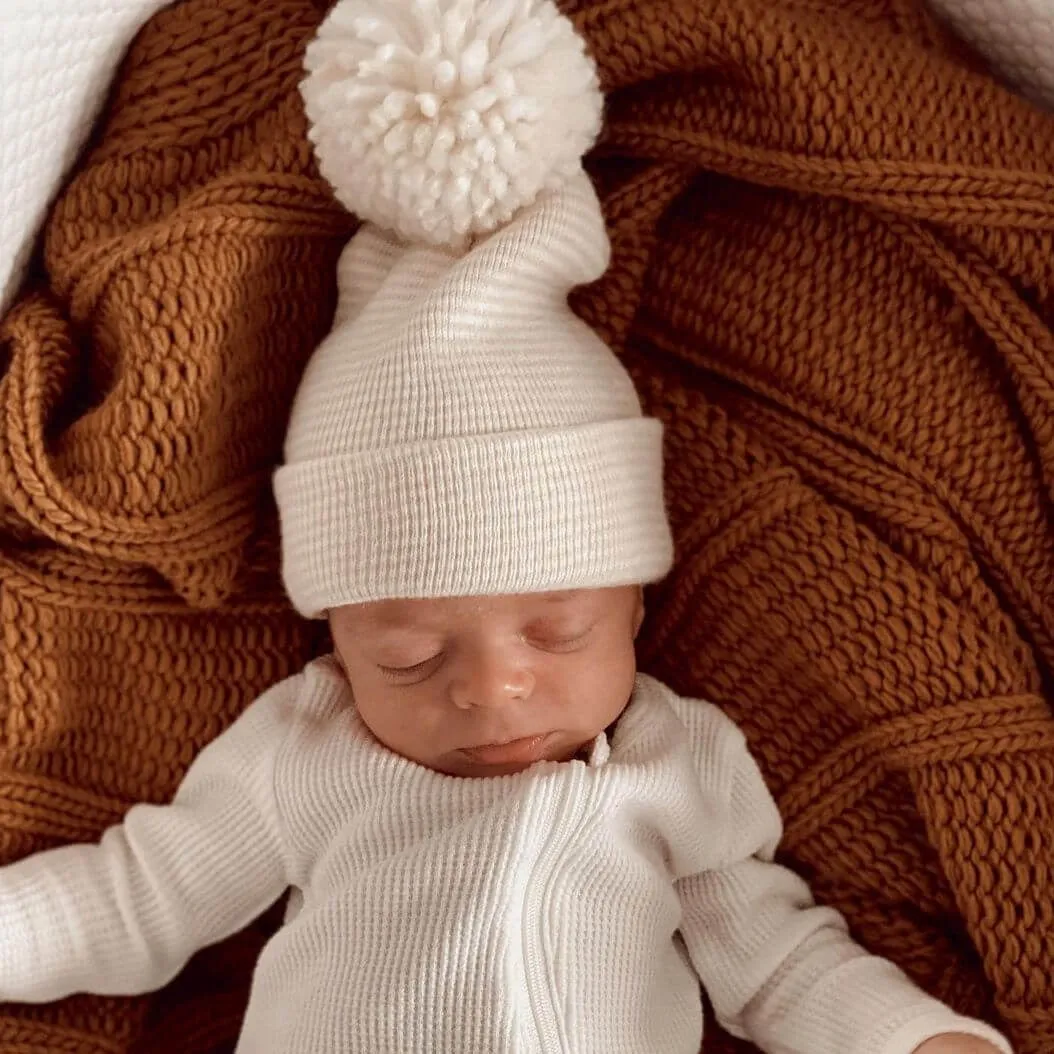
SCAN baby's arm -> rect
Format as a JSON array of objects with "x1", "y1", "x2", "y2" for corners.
[
  {"x1": 0, "y1": 674, "x2": 298, "y2": 1003},
  {"x1": 672, "y1": 698, "x2": 1012, "y2": 1054}
]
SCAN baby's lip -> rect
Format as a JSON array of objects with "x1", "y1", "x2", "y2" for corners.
[{"x1": 458, "y1": 733, "x2": 552, "y2": 767}]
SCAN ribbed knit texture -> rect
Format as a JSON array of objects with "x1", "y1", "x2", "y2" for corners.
[
  {"x1": 274, "y1": 173, "x2": 673, "y2": 615},
  {"x1": 0, "y1": 0, "x2": 1053, "y2": 1052},
  {"x1": 0, "y1": 661, "x2": 1013, "y2": 1054}
]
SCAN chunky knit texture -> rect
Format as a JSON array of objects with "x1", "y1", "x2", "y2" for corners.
[
  {"x1": 0, "y1": 1, "x2": 1053, "y2": 1054},
  {"x1": 0, "y1": 662, "x2": 1013, "y2": 1054}
]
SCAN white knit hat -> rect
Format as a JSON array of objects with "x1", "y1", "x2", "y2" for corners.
[{"x1": 275, "y1": 0, "x2": 673, "y2": 617}]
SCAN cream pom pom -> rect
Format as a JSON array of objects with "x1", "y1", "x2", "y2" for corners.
[{"x1": 301, "y1": 0, "x2": 603, "y2": 250}]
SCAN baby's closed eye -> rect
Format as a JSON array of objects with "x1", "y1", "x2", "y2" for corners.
[
  {"x1": 378, "y1": 655, "x2": 442, "y2": 675},
  {"x1": 522, "y1": 621, "x2": 595, "y2": 651}
]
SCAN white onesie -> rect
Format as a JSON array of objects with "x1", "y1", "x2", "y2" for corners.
[{"x1": 0, "y1": 657, "x2": 1010, "y2": 1054}]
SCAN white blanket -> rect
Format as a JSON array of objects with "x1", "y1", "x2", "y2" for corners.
[
  {"x1": 928, "y1": 0, "x2": 1054, "y2": 109},
  {"x1": 1, "y1": 0, "x2": 1053, "y2": 317},
  {"x1": 2, "y1": 0, "x2": 171, "y2": 312}
]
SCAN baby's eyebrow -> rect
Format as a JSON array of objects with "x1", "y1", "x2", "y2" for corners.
[
  {"x1": 361, "y1": 615, "x2": 428, "y2": 633},
  {"x1": 537, "y1": 590, "x2": 584, "y2": 604},
  {"x1": 349, "y1": 606, "x2": 428, "y2": 633}
]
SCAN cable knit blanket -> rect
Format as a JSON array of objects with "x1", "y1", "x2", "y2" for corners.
[{"x1": 1, "y1": 0, "x2": 1053, "y2": 1052}]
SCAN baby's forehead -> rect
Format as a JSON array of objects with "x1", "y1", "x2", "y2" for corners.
[{"x1": 332, "y1": 590, "x2": 597, "y2": 633}]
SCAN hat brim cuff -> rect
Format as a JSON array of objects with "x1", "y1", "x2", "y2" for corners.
[{"x1": 274, "y1": 418, "x2": 673, "y2": 618}]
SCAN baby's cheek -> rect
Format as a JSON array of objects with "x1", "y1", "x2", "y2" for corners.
[
  {"x1": 349, "y1": 685, "x2": 404, "y2": 736},
  {"x1": 542, "y1": 656, "x2": 628, "y2": 724},
  {"x1": 382, "y1": 689, "x2": 452, "y2": 744},
  {"x1": 594, "y1": 649, "x2": 639, "y2": 717}
]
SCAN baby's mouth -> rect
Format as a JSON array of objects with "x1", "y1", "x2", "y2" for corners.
[{"x1": 457, "y1": 733, "x2": 554, "y2": 767}]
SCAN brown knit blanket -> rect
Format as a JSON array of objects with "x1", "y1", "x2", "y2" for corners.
[{"x1": 1, "y1": 0, "x2": 1052, "y2": 1051}]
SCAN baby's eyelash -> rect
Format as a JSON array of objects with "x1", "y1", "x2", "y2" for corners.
[
  {"x1": 379, "y1": 656, "x2": 441, "y2": 678},
  {"x1": 529, "y1": 626, "x2": 594, "y2": 650}
]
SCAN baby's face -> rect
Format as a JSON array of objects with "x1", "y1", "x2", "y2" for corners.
[{"x1": 329, "y1": 586, "x2": 643, "y2": 777}]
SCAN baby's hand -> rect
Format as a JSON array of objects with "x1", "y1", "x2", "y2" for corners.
[{"x1": 913, "y1": 1035, "x2": 1006, "y2": 1054}]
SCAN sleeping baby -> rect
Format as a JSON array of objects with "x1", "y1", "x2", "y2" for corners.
[{"x1": 0, "y1": 1, "x2": 1015, "y2": 1052}]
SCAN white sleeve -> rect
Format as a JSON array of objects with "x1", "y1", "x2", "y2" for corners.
[
  {"x1": 675, "y1": 708, "x2": 1013, "y2": 1054},
  {"x1": 0, "y1": 673, "x2": 298, "y2": 1002}
]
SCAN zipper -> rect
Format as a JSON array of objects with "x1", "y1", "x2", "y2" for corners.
[{"x1": 521, "y1": 768, "x2": 584, "y2": 1054}]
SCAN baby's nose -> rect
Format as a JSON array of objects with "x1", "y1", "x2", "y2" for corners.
[{"x1": 449, "y1": 653, "x2": 534, "y2": 710}]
